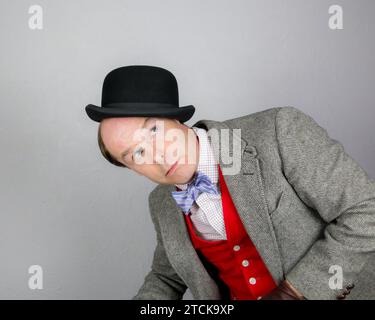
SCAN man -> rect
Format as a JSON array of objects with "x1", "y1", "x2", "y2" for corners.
[{"x1": 85, "y1": 65, "x2": 375, "y2": 300}]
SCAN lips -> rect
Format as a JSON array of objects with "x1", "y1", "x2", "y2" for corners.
[{"x1": 166, "y1": 160, "x2": 178, "y2": 177}]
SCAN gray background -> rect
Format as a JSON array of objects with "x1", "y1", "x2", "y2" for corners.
[{"x1": 0, "y1": 0, "x2": 374, "y2": 299}]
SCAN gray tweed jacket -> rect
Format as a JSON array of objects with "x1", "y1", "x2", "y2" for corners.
[{"x1": 132, "y1": 106, "x2": 375, "y2": 300}]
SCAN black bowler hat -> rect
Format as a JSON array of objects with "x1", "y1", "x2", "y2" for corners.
[{"x1": 85, "y1": 65, "x2": 195, "y2": 123}]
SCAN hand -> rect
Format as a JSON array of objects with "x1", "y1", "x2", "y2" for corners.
[{"x1": 261, "y1": 280, "x2": 306, "y2": 300}]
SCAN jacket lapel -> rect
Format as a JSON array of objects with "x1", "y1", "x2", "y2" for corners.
[
  {"x1": 158, "y1": 119, "x2": 284, "y2": 299},
  {"x1": 159, "y1": 189, "x2": 222, "y2": 299}
]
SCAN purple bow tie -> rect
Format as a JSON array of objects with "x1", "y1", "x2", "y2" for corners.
[{"x1": 171, "y1": 171, "x2": 219, "y2": 215}]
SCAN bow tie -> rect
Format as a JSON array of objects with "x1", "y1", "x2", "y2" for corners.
[{"x1": 171, "y1": 171, "x2": 219, "y2": 215}]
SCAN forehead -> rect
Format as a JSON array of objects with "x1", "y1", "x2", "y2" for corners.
[{"x1": 100, "y1": 117, "x2": 146, "y2": 154}]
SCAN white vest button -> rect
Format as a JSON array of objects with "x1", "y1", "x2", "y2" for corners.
[{"x1": 242, "y1": 260, "x2": 249, "y2": 267}]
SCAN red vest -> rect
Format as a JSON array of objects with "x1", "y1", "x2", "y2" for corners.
[{"x1": 180, "y1": 164, "x2": 277, "y2": 300}]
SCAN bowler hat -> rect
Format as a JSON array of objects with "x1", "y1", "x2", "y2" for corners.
[{"x1": 85, "y1": 65, "x2": 195, "y2": 123}]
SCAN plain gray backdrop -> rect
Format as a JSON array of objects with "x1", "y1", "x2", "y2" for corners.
[{"x1": 0, "y1": 0, "x2": 374, "y2": 299}]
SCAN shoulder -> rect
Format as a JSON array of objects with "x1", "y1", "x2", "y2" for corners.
[
  {"x1": 222, "y1": 106, "x2": 313, "y2": 140},
  {"x1": 274, "y1": 106, "x2": 328, "y2": 143},
  {"x1": 223, "y1": 106, "x2": 308, "y2": 128},
  {"x1": 222, "y1": 107, "x2": 284, "y2": 140},
  {"x1": 275, "y1": 106, "x2": 315, "y2": 127},
  {"x1": 148, "y1": 184, "x2": 170, "y2": 212},
  {"x1": 220, "y1": 107, "x2": 287, "y2": 144},
  {"x1": 146, "y1": 184, "x2": 171, "y2": 229}
]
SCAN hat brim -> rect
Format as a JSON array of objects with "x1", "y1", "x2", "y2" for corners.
[{"x1": 85, "y1": 104, "x2": 195, "y2": 123}]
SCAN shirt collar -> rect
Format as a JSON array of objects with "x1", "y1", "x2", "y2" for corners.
[{"x1": 175, "y1": 127, "x2": 218, "y2": 190}]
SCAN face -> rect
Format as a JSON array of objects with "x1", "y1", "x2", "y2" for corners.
[{"x1": 100, "y1": 117, "x2": 199, "y2": 185}]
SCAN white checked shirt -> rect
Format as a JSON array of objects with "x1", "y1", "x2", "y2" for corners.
[{"x1": 175, "y1": 127, "x2": 227, "y2": 241}]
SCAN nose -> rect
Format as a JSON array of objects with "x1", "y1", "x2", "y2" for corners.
[
  {"x1": 153, "y1": 152, "x2": 163, "y2": 165},
  {"x1": 133, "y1": 134, "x2": 166, "y2": 166},
  {"x1": 153, "y1": 140, "x2": 165, "y2": 165},
  {"x1": 140, "y1": 137, "x2": 164, "y2": 165}
]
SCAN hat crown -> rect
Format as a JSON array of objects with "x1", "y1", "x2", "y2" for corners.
[
  {"x1": 101, "y1": 65, "x2": 179, "y2": 106},
  {"x1": 85, "y1": 65, "x2": 195, "y2": 123}
]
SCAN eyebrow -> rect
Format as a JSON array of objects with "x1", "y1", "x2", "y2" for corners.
[{"x1": 119, "y1": 117, "x2": 151, "y2": 161}]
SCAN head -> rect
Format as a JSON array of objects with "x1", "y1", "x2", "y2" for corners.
[{"x1": 98, "y1": 116, "x2": 199, "y2": 185}]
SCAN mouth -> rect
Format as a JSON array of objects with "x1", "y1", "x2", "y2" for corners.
[{"x1": 166, "y1": 160, "x2": 179, "y2": 177}]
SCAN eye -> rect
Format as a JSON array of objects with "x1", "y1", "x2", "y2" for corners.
[{"x1": 133, "y1": 146, "x2": 144, "y2": 161}]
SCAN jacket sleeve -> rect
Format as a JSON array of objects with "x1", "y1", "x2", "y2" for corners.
[
  {"x1": 275, "y1": 106, "x2": 375, "y2": 300},
  {"x1": 132, "y1": 191, "x2": 188, "y2": 300}
]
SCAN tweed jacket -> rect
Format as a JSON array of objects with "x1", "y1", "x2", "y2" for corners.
[{"x1": 133, "y1": 106, "x2": 375, "y2": 300}]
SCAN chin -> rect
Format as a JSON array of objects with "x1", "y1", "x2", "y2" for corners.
[
  {"x1": 162, "y1": 165, "x2": 195, "y2": 185},
  {"x1": 163, "y1": 175, "x2": 183, "y2": 185},
  {"x1": 176, "y1": 174, "x2": 195, "y2": 185}
]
